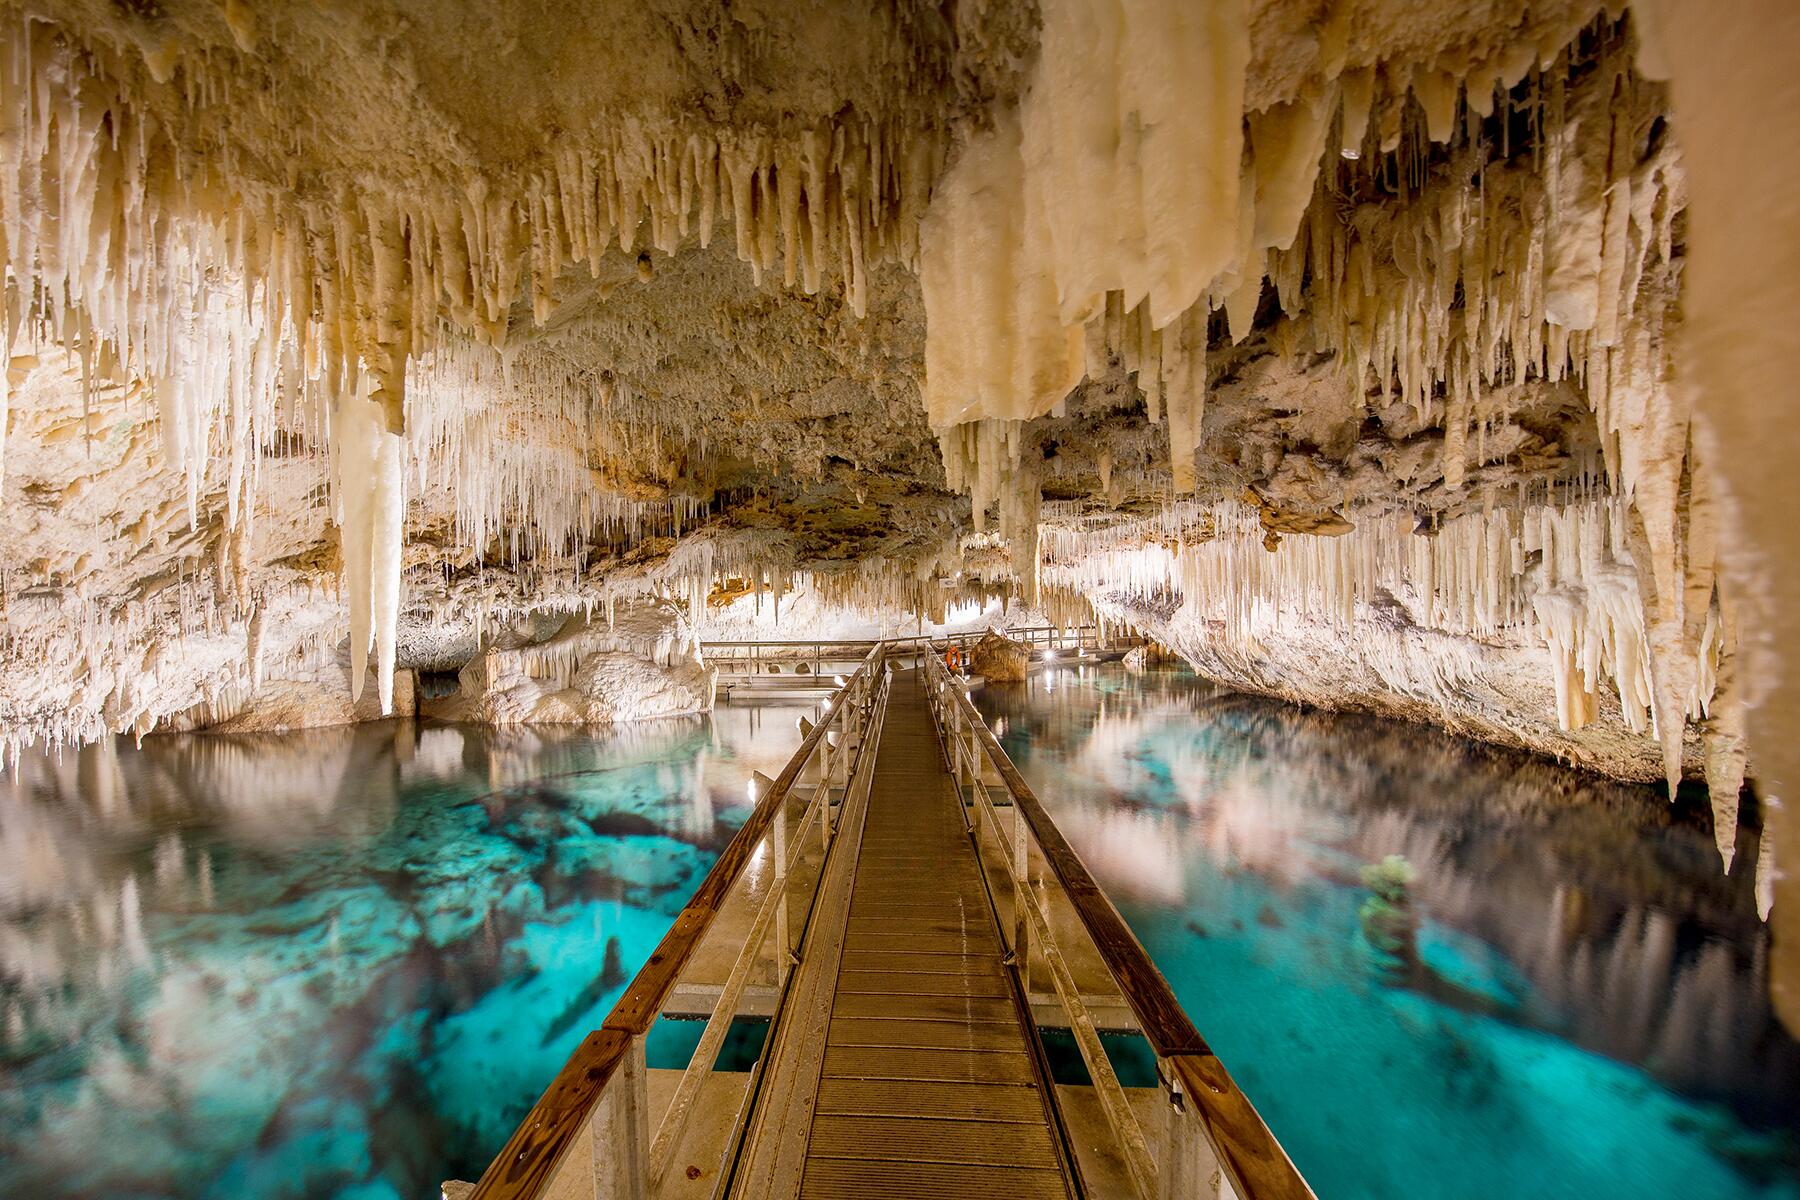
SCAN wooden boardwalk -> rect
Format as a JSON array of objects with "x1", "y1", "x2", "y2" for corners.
[
  {"x1": 462, "y1": 651, "x2": 1312, "y2": 1200},
  {"x1": 777, "y1": 671, "x2": 1076, "y2": 1199}
]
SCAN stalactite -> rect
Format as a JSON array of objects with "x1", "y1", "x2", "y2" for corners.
[
  {"x1": 1039, "y1": 493, "x2": 1714, "y2": 745},
  {"x1": 0, "y1": 15, "x2": 947, "y2": 752},
  {"x1": 920, "y1": 11, "x2": 1736, "y2": 843},
  {"x1": 1757, "y1": 823, "x2": 1776, "y2": 922}
]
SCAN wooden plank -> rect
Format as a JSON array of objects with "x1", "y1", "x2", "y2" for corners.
[
  {"x1": 844, "y1": 906, "x2": 989, "y2": 924},
  {"x1": 825, "y1": 1017, "x2": 1026, "y2": 1051},
  {"x1": 821, "y1": 1045, "x2": 1035, "y2": 1085},
  {"x1": 851, "y1": 875, "x2": 981, "y2": 887},
  {"x1": 848, "y1": 892, "x2": 987, "y2": 909},
  {"x1": 799, "y1": 1159, "x2": 1070, "y2": 1200},
  {"x1": 834, "y1": 970, "x2": 1009, "y2": 998},
  {"x1": 837, "y1": 950, "x2": 1002, "y2": 975},
  {"x1": 849, "y1": 874, "x2": 983, "y2": 890},
  {"x1": 813, "y1": 1078, "x2": 1048, "y2": 1123},
  {"x1": 832, "y1": 991, "x2": 1018, "y2": 1023},
  {"x1": 845, "y1": 916, "x2": 996, "y2": 939},
  {"x1": 806, "y1": 1115, "x2": 1060, "y2": 1168},
  {"x1": 848, "y1": 890, "x2": 984, "y2": 906},
  {"x1": 840, "y1": 931, "x2": 1001, "y2": 955}
]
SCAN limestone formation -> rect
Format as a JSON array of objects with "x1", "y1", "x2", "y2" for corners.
[
  {"x1": 424, "y1": 601, "x2": 714, "y2": 726},
  {"x1": 0, "y1": 0, "x2": 1792, "y2": 1021},
  {"x1": 971, "y1": 631, "x2": 1032, "y2": 682}
]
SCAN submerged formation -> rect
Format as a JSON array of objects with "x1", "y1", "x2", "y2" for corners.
[{"x1": 0, "y1": 0, "x2": 1794, "y2": 1024}]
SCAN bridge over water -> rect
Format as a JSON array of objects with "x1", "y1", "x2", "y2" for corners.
[{"x1": 447, "y1": 644, "x2": 1311, "y2": 1200}]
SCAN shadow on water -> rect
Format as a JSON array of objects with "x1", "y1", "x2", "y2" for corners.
[
  {"x1": 0, "y1": 703, "x2": 808, "y2": 1200},
  {"x1": 974, "y1": 663, "x2": 1800, "y2": 1200}
]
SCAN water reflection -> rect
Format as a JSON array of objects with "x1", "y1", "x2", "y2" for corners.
[
  {"x1": 975, "y1": 666, "x2": 1800, "y2": 1200},
  {"x1": 0, "y1": 705, "x2": 805, "y2": 1200}
]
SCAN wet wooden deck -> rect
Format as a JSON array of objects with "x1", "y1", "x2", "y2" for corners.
[
  {"x1": 461, "y1": 653, "x2": 1311, "y2": 1200},
  {"x1": 738, "y1": 670, "x2": 1077, "y2": 1200}
]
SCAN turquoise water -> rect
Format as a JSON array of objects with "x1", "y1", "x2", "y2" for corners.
[
  {"x1": 0, "y1": 706, "x2": 807, "y2": 1200},
  {"x1": 7, "y1": 673, "x2": 1796, "y2": 1200},
  {"x1": 973, "y1": 664, "x2": 1800, "y2": 1200}
]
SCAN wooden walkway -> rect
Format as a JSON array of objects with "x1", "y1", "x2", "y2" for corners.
[
  {"x1": 777, "y1": 671, "x2": 1076, "y2": 1199},
  {"x1": 461, "y1": 651, "x2": 1313, "y2": 1200}
]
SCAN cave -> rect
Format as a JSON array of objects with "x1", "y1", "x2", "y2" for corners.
[{"x1": 1, "y1": 2, "x2": 1797, "y2": 1198}]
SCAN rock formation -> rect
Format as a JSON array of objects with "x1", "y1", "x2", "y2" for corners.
[
  {"x1": 0, "y1": 0, "x2": 1792, "y2": 1021},
  {"x1": 970, "y1": 631, "x2": 1032, "y2": 682},
  {"x1": 424, "y1": 601, "x2": 714, "y2": 726}
]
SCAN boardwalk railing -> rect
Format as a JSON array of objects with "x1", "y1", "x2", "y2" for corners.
[
  {"x1": 457, "y1": 639, "x2": 1311, "y2": 1200},
  {"x1": 923, "y1": 653, "x2": 1316, "y2": 1200},
  {"x1": 463, "y1": 646, "x2": 891, "y2": 1200},
  {"x1": 703, "y1": 624, "x2": 1108, "y2": 678}
]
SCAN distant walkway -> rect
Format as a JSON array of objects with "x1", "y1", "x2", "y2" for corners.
[
  {"x1": 463, "y1": 651, "x2": 1310, "y2": 1200},
  {"x1": 758, "y1": 670, "x2": 1074, "y2": 1198}
]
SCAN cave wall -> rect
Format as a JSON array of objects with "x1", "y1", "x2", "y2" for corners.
[{"x1": 0, "y1": 0, "x2": 1791, "y2": 1014}]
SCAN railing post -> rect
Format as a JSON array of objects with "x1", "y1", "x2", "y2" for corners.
[
  {"x1": 588, "y1": 1034, "x2": 649, "y2": 1200},
  {"x1": 1160, "y1": 1062, "x2": 1227, "y2": 1200},
  {"x1": 773, "y1": 799, "x2": 790, "y2": 988},
  {"x1": 1012, "y1": 803, "x2": 1031, "y2": 979}
]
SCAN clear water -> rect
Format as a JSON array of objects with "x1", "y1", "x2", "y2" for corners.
[
  {"x1": 7, "y1": 673, "x2": 1797, "y2": 1200},
  {"x1": 0, "y1": 705, "x2": 809, "y2": 1200},
  {"x1": 972, "y1": 663, "x2": 1800, "y2": 1200}
]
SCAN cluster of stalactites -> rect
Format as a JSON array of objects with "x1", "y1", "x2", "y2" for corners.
[
  {"x1": 0, "y1": 17, "x2": 943, "y2": 742},
  {"x1": 0, "y1": 22, "x2": 411, "y2": 720},
  {"x1": 921, "y1": 1, "x2": 1625, "y2": 575},
  {"x1": 936, "y1": 418, "x2": 1044, "y2": 607},
  {"x1": 1040, "y1": 490, "x2": 1744, "y2": 868},
  {"x1": 1038, "y1": 496, "x2": 1676, "y2": 711},
  {"x1": 1272, "y1": 43, "x2": 1714, "y2": 820},
  {"x1": 926, "y1": 5, "x2": 1670, "y2": 452},
  {"x1": 922, "y1": 8, "x2": 1735, "y2": 846},
  {"x1": 407, "y1": 336, "x2": 603, "y2": 567},
  {"x1": 413, "y1": 529, "x2": 1029, "y2": 656},
  {"x1": 0, "y1": 569, "x2": 350, "y2": 766}
]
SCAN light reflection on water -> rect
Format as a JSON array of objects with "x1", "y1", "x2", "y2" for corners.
[
  {"x1": 973, "y1": 664, "x2": 1800, "y2": 1200},
  {"x1": 0, "y1": 703, "x2": 807, "y2": 1200}
]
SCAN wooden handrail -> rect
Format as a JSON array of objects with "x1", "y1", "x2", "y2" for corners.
[
  {"x1": 928, "y1": 656, "x2": 1206, "y2": 1055},
  {"x1": 923, "y1": 655, "x2": 1315, "y2": 1200},
  {"x1": 470, "y1": 647, "x2": 883, "y2": 1200},
  {"x1": 606, "y1": 646, "x2": 881, "y2": 1033},
  {"x1": 1169, "y1": 1054, "x2": 1316, "y2": 1200},
  {"x1": 699, "y1": 625, "x2": 1097, "y2": 651},
  {"x1": 466, "y1": 1027, "x2": 635, "y2": 1200}
]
